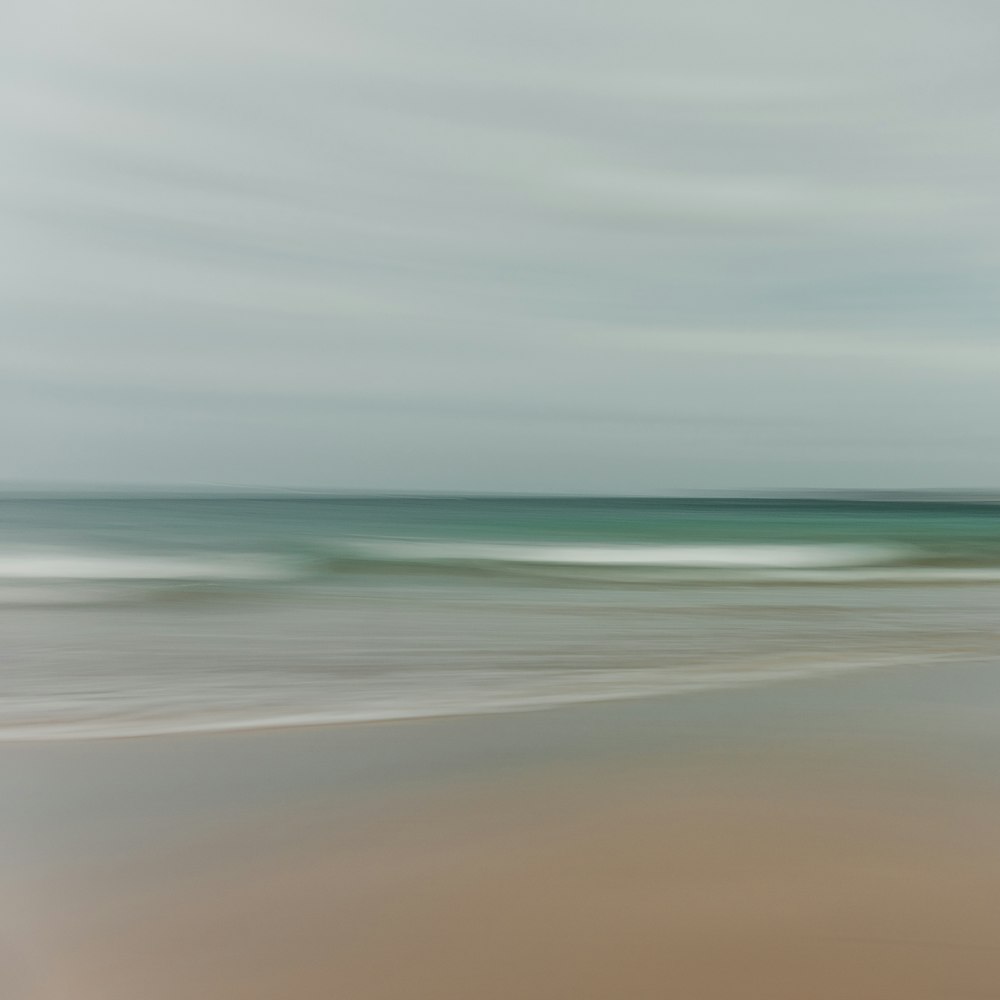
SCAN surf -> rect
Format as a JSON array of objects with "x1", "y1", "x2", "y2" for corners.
[{"x1": 346, "y1": 540, "x2": 913, "y2": 569}]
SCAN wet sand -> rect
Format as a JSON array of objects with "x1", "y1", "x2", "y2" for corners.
[{"x1": 4, "y1": 659, "x2": 1000, "y2": 999}]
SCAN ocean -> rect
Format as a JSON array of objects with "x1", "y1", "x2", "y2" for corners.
[{"x1": 4, "y1": 494, "x2": 1000, "y2": 740}]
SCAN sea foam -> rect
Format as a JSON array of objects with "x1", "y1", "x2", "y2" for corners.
[
  {"x1": 353, "y1": 540, "x2": 910, "y2": 569},
  {"x1": 0, "y1": 552, "x2": 288, "y2": 581}
]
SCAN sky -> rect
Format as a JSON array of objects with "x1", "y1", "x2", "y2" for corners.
[{"x1": 5, "y1": 0, "x2": 1000, "y2": 492}]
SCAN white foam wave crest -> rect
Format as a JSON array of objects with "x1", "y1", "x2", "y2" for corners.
[
  {"x1": 357, "y1": 540, "x2": 911, "y2": 570},
  {"x1": 751, "y1": 568, "x2": 1000, "y2": 583},
  {"x1": 492, "y1": 566, "x2": 1000, "y2": 585},
  {"x1": 0, "y1": 552, "x2": 289, "y2": 582}
]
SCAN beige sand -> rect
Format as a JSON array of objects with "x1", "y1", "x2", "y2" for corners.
[
  {"x1": 8, "y1": 663, "x2": 1000, "y2": 1000},
  {"x1": 20, "y1": 764, "x2": 1000, "y2": 1000}
]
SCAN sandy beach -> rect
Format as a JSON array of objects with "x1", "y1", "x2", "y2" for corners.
[{"x1": 4, "y1": 658, "x2": 1000, "y2": 1000}]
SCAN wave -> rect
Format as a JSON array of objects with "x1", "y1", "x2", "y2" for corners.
[
  {"x1": 693, "y1": 567, "x2": 1000, "y2": 585},
  {"x1": 310, "y1": 540, "x2": 1000, "y2": 587},
  {"x1": 0, "y1": 552, "x2": 291, "y2": 582},
  {"x1": 0, "y1": 652, "x2": 951, "y2": 742},
  {"x1": 5, "y1": 541, "x2": 1000, "y2": 598},
  {"x1": 346, "y1": 540, "x2": 911, "y2": 569}
]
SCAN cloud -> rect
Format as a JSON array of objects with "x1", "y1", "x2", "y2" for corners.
[{"x1": 4, "y1": 0, "x2": 1000, "y2": 488}]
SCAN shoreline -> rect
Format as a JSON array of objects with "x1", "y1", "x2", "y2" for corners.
[
  {"x1": 4, "y1": 657, "x2": 1000, "y2": 999},
  {"x1": 0, "y1": 649, "x2": 965, "y2": 745}
]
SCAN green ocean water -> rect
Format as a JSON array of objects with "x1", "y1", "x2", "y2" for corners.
[{"x1": 4, "y1": 495, "x2": 1000, "y2": 739}]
